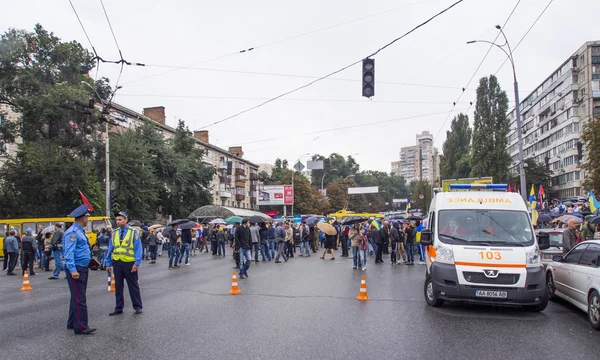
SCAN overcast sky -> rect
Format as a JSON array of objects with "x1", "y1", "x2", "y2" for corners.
[{"x1": 4, "y1": 0, "x2": 599, "y2": 172}]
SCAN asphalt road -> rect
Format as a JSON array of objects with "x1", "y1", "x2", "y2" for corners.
[{"x1": 1, "y1": 250, "x2": 599, "y2": 360}]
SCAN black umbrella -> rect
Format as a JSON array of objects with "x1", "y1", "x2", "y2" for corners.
[
  {"x1": 178, "y1": 221, "x2": 196, "y2": 230},
  {"x1": 406, "y1": 215, "x2": 422, "y2": 221},
  {"x1": 249, "y1": 215, "x2": 265, "y2": 224},
  {"x1": 306, "y1": 216, "x2": 320, "y2": 227},
  {"x1": 537, "y1": 214, "x2": 553, "y2": 223},
  {"x1": 341, "y1": 216, "x2": 368, "y2": 225},
  {"x1": 589, "y1": 216, "x2": 600, "y2": 225},
  {"x1": 168, "y1": 219, "x2": 189, "y2": 226},
  {"x1": 162, "y1": 226, "x2": 173, "y2": 236},
  {"x1": 128, "y1": 220, "x2": 143, "y2": 227}
]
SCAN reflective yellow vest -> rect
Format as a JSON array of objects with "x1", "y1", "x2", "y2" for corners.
[{"x1": 112, "y1": 228, "x2": 136, "y2": 262}]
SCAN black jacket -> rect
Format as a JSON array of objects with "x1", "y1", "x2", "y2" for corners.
[
  {"x1": 181, "y1": 229, "x2": 192, "y2": 244},
  {"x1": 390, "y1": 227, "x2": 400, "y2": 243},
  {"x1": 381, "y1": 226, "x2": 390, "y2": 244},
  {"x1": 169, "y1": 229, "x2": 179, "y2": 245},
  {"x1": 235, "y1": 225, "x2": 252, "y2": 249},
  {"x1": 373, "y1": 229, "x2": 383, "y2": 245}
]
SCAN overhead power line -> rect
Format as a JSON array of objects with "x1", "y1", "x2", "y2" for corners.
[
  {"x1": 195, "y1": 0, "x2": 465, "y2": 131},
  {"x1": 433, "y1": 0, "x2": 521, "y2": 144},
  {"x1": 121, "y1": 0, "x2": 435, "y2": 86}
]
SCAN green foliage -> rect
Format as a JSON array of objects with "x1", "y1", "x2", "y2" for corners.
[
  {"x1": 440, "y1": 113, "x2": 472, "y2": 180},
  {"x1": 582, "y1": 115, "x2": 600, "y2": 193},
  {"x1": 508, "y1": 158, "x2": 553, "y2": 194},
  {"x1": 311, "y1": 153, "x2": 359, "y2": 188},
  {"x1": 412, "y1": 181, "x2": 432, "y2": 213},
  {"x1": 470, "y1": 75, "x2": 510, "y2": 182},
  {"x1": 0, "y1": 141, "x2": 104, "y2": 218}
]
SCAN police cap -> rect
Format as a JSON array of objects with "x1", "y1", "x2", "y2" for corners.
[
  {"x1": 115, "y1": 211, "x2": 129, "y2": 219},
  {"x1": 70, "y1": 204, "x2": 92, "y2": 219}
]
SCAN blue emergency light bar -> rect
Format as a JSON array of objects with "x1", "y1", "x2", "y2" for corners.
[{"x1": 449, "y1": 184, "x2": 508, "y2": 191}]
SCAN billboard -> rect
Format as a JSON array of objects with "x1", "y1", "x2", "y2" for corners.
[
  {"x1": 441, "y1": 177, "x2": 493, "y2": 192},
  {"x1": 348, "y1": 186, "x2": 379, "y2": 195},
  {"x1": 258, "y1": 185, "x2": 294, "y2": 205},
  {"x1": 306, "y1": 160, "x2": 324, "y2": 170}
]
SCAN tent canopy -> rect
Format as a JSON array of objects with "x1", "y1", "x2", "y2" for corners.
[{"x1": 188, "y1": 205, "x2": 273, "y2": 222}]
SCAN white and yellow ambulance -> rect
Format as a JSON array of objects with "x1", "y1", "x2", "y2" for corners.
[{"x1": 419, "y1": 184, "x2": 551, "y2": 311}]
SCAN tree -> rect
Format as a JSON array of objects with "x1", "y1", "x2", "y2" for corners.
[
  {"x1": 582, "y1": 115, "x2": 600, "y2": 193},
  {"x1": 470, "y1": 75, "x2": 510, "y2": 182},
  {"x1": 311, "y1": 153, "x2": 359, "y2": 188},
  {"x1": 440, "y1": 113, "x2": 472, "y2": 179},
  {"x1": 508, "y1": 158, "x2": 553, "y2": 194},
  {"x1": 413, "y1": 181, "x2": 432, "y2": 213}
]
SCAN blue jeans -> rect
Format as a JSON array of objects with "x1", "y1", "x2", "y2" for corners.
[
  {"x1": 39, "y1": 250, "x2": 46, "y2": 268},
  {"x1": 169, "y1": 245, "x2": 180, "y2": 268},
  {"x1": 217, "y1": 240, "x2": 225, "y2": 256},
  {"x1": 406, "y1": 243, "x2": 415, "y2": 263},
  {"x1": 302, "y1": 241, "x2": 310, "y2": 255},
  {"x1": 98, "y1": 247, "x2": 108, "y2": 267},
  {"x1": 239, "y1": 248, "x2": 252, "y2": 276},
  {"x1": 253, "y1": 242, "x2": 261, "y2": 261},
  {"x1": 417, "y1": 243, "x2": 425, "y2": 262},
  {"x1": 267, "y1": 240, "x2": 275, "y2": 259},
  {"x1": 261, "y1": 243, "x2": 271, "y2": 260},
  {"x1": 179, "y1": 243, "x2": 190, "y2": 264},
  {"x1": 352, "y1": 246, "x2": 359, "y2": 267},
  {"x1": 359, "y1": 249, "x2": 367, "y2": 267},
  {"x1": 52, "y1": 250, "x2": 64, "y2": 278}
]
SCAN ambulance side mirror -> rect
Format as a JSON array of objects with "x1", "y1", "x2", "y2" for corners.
[
  {"x1": 420, "y1": 230, "x2": 432, "y2": 246},
  {"x1": 537, "y1": 232, "x2": 550, "y2": 251}
]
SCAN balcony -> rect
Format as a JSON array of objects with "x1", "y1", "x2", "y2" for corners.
[
  {"x1": 235, "y1": 180, "x2": 246, "y2": 188},
  {"x1": 235, "y1": 175, "x2": 246, "y2": 182},
  {"x1": 250, "y1": 196, "x2": 256, "y2": 203},
  {"x1": 219, "y1": 162, "x2": 227, "y2": 170},
  {"x1": 236, "y1": 194, "x2": 245, "y2": 201},
  {"x1": 219, "y1": 191, "x2": 232, "y2": 198},
  {"x1": 219, "y1": 176, "x2": 231, "y2": 183},
  {"x1": 593, "y1": 90, "x2": 600, "y2": 99},
  {"x1": 235, "y1": 168, "x2": 246, "y2": 176},
  {"x1": 250, "y1": 184, "x2": 257, "y2": 191},
  {"x1": 249, "y1": 172, "x2": 258, "y2": 180}
]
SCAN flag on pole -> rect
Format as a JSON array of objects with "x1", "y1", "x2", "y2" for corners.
[
  {"x1": 590, "y1": 191, "x2": 600, "y2": 214},
  {"x1": 514, "y1": 184, "x2": 519, "y2": 193},
  {"x1": 507, "y1": 184, "x2": 512, "y2": 193},
  {"x1": 78, "y1": 190, "x2": 94, "y2": 212},
  {"x1": 529, "y1": 184, "x2": 538, "y2": 226},
  {"x1": 539, "y1": 184, "x2": 545, "y2": 209}
]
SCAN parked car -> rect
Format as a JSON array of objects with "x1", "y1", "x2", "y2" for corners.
[
  {"x1": 535, "y1": 228, "x2": 564, "y2": 266},
  {"x1": 546, "y1": 240, "x2": 600, "y2": 330}
]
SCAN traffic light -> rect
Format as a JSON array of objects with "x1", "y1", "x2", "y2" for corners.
[{"x1": 362, "y1": 58, "x2": 375, "y2": 98}]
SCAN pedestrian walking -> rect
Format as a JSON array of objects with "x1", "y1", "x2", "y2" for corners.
[
  {"x1": 250, "y1": 222, "x2": 261, "y2": 262},
  {"x1": 49, "y1": 223, "x2": 64, "y2": 276},
  {"x1": 267, "y1": 222, "x2": 276, "y2": 259},
  {"x1": 156, "y1": 231, "x2": 164, "y2": 257},
  {"x1": 390, "y1": 222, "x2": 401, "y2": 265},
  {"x1": 300, "y1": 223, "x2": 311, "y2": 257},
  {"x1": 217, "y1": 226, "x2": 227, "y2": 257},
  {"x1": 373, "y1": 225, "x2": 383, "y2": 264},
  {"x1": 235, "y1": 219, "x2": 252, "y2": 278},
  {"x1": 357, "y1": 227, "x2": 369, "y2": 271},
  {"x1": 43, "y1": 232, "x2": 52, "y2": 272},
  {"x1": 35, "y1": 225, "x2": 45, "y2": 269},
  {"x1": 148, "y1": 230, "x2": 157, "y2": 264},
  {"x1": 168, "y1": 224, "x2": 180, "y2": 270},
  {"x1": 404, "y1": 222, "x2": 415, "y2": 265},
  {"x1": 20, "y1": 228, "x2": 38, "y2": 275},
  {"x1": 311, "y1": 225, "x2": 319, "y2": 253},
  {"x1": 259, "y1": 223, "x2": 271, "y2": 261},
  {"x1": 63, "y1": 204, "x2": 96, "y2": 335},
  {"x1": 180, "y1": 228, "x2": 192, "y2": 265},
  {"x1": 320, "y1": 231, "x2": 335, "y2": 260},
  {"x1": 4, "y1": 230, "x2": 19, "y2": 275},
  {"x1": 349, "y1": 224, "x2": 359, "y2": 269},
  {"x1": 274, "y1": 222, "x2": 288, "y2": 263},
  {"x1": 105, "y1": 211, "x2": 143, "y2": 316},
  {"x1": 141, "y1": 226, "x2": 150, "y2": 261},
  {"x1": 210, "y1": 225, "x2": 218, "y2": 256},
  {"x1": 338, "y1": 223, "x2": 349, "y2": 257},
  {"x1": 96, "y1": 228, "x2": 109, "y2": 270},
  {"x1": 562, "y1": 219, "x2": 579, "y2": 255},
  {"x1": 285, "y1": 222, "x2": 294, "y2": 258}
]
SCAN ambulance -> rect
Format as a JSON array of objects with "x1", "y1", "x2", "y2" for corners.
[{"x1": 419, "y1": 184, "x2": 551, "y2": 311}]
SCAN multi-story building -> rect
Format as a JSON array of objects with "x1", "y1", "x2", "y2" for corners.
[
  {"x1": 398, "y1": 131, "x2": 440, "y2": 185},
  {"x1": 391, "y1": 161, "x2": 401, "y2": 177},
  {"x1": 108, "y1": 104, "x2": 260, "y2": 210},
  {"x1": 507, "y1": 41, "x2": 600, "y2": 199}
]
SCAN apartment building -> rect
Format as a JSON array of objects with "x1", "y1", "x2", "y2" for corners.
[
  {"x1": 397, "y1": 131, "x2": 440, "y2": 185},
  {"x1": 391, "y1": 161, "x2": 401, "y2": 177},
  {"x1": 109, "y1": 104, "x2": 260, "y2": 210},
  {"x1": 507, "y1": 41, "x2": 600, "y2": 198}
]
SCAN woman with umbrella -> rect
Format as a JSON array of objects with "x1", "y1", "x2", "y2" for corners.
[{"x1": 318, "y1": 222, "x2": 336, "y2": 260}]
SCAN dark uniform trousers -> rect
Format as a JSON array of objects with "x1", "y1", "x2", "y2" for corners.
[
  {"x1": 66, "y1": 266, "x2": 89, "y2": 333},
  {"x1": 21, "y1": 251, "x2": 35, "y2": 275},
  {"x1": 113, "y1": 260, "x2": 142, "y2": 311}
]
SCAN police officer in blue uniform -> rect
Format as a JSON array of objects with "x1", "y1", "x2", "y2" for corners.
[
  {"x1": 63, "y1": 204, "x2": 96, "y2": 335},
  {"x1": 105, "y1": 211, "x2": 144, "y2": 315}
]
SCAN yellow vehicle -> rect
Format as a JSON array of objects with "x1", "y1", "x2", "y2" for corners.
[
  {"x1": 328, "y1": 210, "x2": 384, "y2": 222},
  {"x1": 0, "y1": 216, "x2": 111, "y2": 257}
]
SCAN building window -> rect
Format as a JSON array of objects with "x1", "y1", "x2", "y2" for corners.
[
  {"x1": 592, "y1": 56, "x2": 600, "y2": 64},
  {"x1": 575, "y1": 171, "x2": 580, "y2": 180},
  {"x1": 594, "y1": 106, "x2": 600, "y2": 115}
]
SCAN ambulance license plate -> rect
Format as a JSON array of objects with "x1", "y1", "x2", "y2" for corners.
[{"x1": 475, "y1": 290, "x2": 507, "y2": 298}]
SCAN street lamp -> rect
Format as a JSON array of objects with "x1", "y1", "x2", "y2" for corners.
[
  {"x1": 322, "y1": 168, "x2": 337, "y2": 191},
  {"x1": 291, "y1": 153, "x2": 311, "y2": 216},
  {"x1": 467, "y1": 25, "x2": 527, "y2": 202}
]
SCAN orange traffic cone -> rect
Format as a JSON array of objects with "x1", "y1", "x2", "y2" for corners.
[
  {"x1": 356, "y1": 275, "x2": 369, "y2": 301},
  {"x1": 109, "y1": 272, "x2": 115, "y2": 292},
  {"x1": 20, "y1": 270, "x2": 33, "y2": 291},
  {"x1": 228, "y1": 271, "x2": 241, "y2": 295}
]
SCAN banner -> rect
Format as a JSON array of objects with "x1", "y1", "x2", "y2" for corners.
[
  {"x1": 258, "y1": 185, "x2": 294, "y2": 205},
  {"x1": 348, "y1": 186, "x2": 379, "y2": 194}
]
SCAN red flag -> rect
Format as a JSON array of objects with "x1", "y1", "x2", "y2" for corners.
[
  {"x1": 78, "y1": 190, "x2": 94, "y2": 212},
  {"x1": 514, "y1": 184, "x2": 518, "y2": 193},
  {"x1": 508, "y1": 184, "x2": 512, "y2": 192},
  {"x1": 539, "y1": 184, "x2": 545, "y2": 209}
]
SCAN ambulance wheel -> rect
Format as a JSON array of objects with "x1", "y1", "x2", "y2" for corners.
[{"x1": 424, "y1": 273, "x2": 444, "y2": 307}]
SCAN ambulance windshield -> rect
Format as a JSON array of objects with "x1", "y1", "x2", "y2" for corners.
[{"x1": 438, "y1": 210, "x2": 534, "y2": 245}]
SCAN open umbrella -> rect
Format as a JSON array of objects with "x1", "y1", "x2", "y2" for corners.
[
  {"x1": 210, "y1": 218, "x2": 227, "y2": 225},
  {"x1": 406, "y1": 215, "x2": 423, "y2": 221},
  {"x1": 41, "y1": 225, "x2": 56, "y2": 234},
  {"x1": 225, "y1": 216, "x2": 243, "y2": 225},
  {"x1": 128, "y1": 220, "x2": 143, "y2": 227},
  {"x1": 148, "y1": 224, "x2": 163, "y2": 231},
  {"x1": 537, "y1": 214, "x2": 553, "y2": 223},
  {"x1": 317, "y1": 222, "x2": 337, "y2": 236},
  {"x1": 562, "y1": 201, "x2": 574, "y2": 206},
  {"x1": 249, "y1": 215, "x2": 265, "y2": 224},
  {"x1": 162, "y1": 226, "x2": 173, "y2": 236},
  {"x1": 178, "y1": 221, "x2": 197, "y2": 230},
  {"x1": 305, "y1": 217, "x2": 320, "y2": 227},
  {"x1": 168, "y1": 219, "x2": 189, "y2": 226},
  {"x1": 588, "y1": 216, "x2": 600, "y2": 225},
  {"x1": 556, "y1": 214, "x2": 582, "y2": 224},
  {"x1": 341, "y1": 216, "x2": 367, "y2": 225}
]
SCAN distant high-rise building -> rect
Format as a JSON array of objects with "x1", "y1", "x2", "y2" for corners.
[
  {"x1": 391, "y1": 161, "x2": 401, "y2": 176},
  {"x1": 396, "y1": 131, "x2": 440, "y2": 185},
  {"x1": 507, "y1": 41, "x2": 600, "y2": 198}
]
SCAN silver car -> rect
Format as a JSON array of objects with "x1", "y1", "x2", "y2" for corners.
[
  {"x1": 535, "y1": 229, "x2": 564, "y2": 266},
  {"x1": 546, "y1": 240, "x2": 600, "y2": 330}
]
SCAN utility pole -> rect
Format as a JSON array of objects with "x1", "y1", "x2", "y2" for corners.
[{"x1": 105, "y1": 121, "x2": 110, "y2": 217}]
